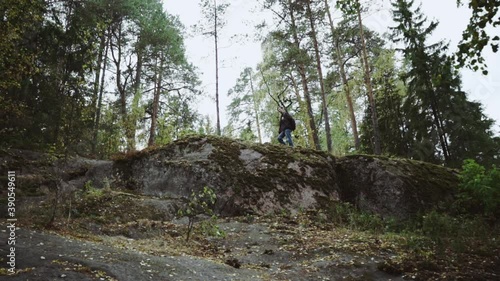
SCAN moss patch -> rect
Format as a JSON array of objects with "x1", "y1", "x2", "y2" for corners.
[{"x1": 112, "y1": 135, "x2": 339, "y2": 215}]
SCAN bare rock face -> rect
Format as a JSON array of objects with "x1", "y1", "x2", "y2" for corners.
[
  {"x1": 113, "y1": 136, "x2": 340, "y2": 216},
  {"x1": 335, "y1": 155, "x2": 459, "y2": 220}
]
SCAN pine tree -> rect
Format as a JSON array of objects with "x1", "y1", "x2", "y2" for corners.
[
  {"x1": 324, "y1": 0, "x2": 360, "y2": 151},
  {"x1": 305, "y1": 0, "x2": 333, "y2": 152},
  {"x1": 360, "y1": 50, "x2": 408, "y2": 156},
  {"x1": 434, "y1": 57, "x2": 498, "y2": 167},
  {"x1": 337, "y1": 0, "x2": 382, "y2": 154},
  {"x1": 261, "y1": 0, "x2": 322, "y2": 149},
  {"x1": 196, "y1": 0, "x2": 230, "y2": 136},
  {"x1": 390, "y1": 0, "x2": 499, "y2": 166},
  {"x1": 390, "y1": 0, "x2": 450, "y2": 163}
]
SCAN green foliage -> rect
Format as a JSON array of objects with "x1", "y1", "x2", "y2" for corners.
[
  {"x1": 421, "y1": 210, "x2": 495, "y2": 253},
  {"x1": 198, "y1": 215, "x2": 226, "y2": 238},
  {"x1": 0, "y1": 0, "x2": 199, "y2": 155},
  {"x1": 455, "y1": 159, "x2": 500, "y2": 216},
  {"x1": 455, "y1": 0, "x2": 500, "y2": 74},
  {"x1": 0, "y1": 0, "x2": 45, "y2": 90},
  {"x1": 82, "y1": 181, "x2": 105, "y2": 199},
  {"x1": 348, "y1": 212, "x2": 385, "y2": 233},
  {"x1": 95, "y1": 104, "x2": 122, "y2": 158},
  {"x1": 324, "y1": 202, "x2": 385, "y2": 233},
  {"x1": 226, "y1": 67, "x2": 264, "y2": 143},
  {"x1": 360, "y1": 49, "x2": 407, "y2": 157},
  {"x1": 177, "y1": 186, "x2": 218, "y2": 241},
  {"x1": 321, "y1": 199, "x2": 498, "y2": 255},
  {"x1": 388, "y1": 0, "x2": 498, "y2": 167},
  {"x1": 390, "y1": 0, "x2": 445, "y2": 164},
  {"x1": 421, "y1": 211, "x2": 459, "y2": 245},
  {"x1": 336, "y1": 0, "x2": 361, "y2": 15},
  {"x1": 1, "y1": 0, "x2": 96, "y2": 152},
  {"x1": 67, "y1": 181, "x2": 113, "y2": 223},
  {"x1": 179, "y1": 187, "x2": 217, "y2": 218}
]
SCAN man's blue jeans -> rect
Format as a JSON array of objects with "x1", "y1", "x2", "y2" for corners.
[{"x1": 278, "y1": 129, "x2": 293, "y2": 147}]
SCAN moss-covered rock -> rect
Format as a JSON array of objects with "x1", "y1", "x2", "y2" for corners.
[
  {"x1": 113, "y1": 135, "x2": 340, "y2": 216},
  {"x1": 0, "y1": 149, "x2": 115, "y2": 218},
  {"x1": 2, "y1": 137, "x2": 462, "y2": 221},
  {"x1": 0, "y1": 149, "x2": 59, "y2": 198},
  {"x1": 335, "y1": 155, "x2": 459, "y2": 220}
]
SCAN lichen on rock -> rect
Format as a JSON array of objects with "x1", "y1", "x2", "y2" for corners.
[{"x1": 113, "y1": 135, "x2": 340, "y2": 216}]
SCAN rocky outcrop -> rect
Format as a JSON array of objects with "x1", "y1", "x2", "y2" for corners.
[
  {"x1": 0, "y1": 149, "x2": 58, "y2": 197},
  {"x1": 112, "y1": 136, "x2": 339, "y2": 216},
  {"x1": 2, "y1": 136, "x2": 461, "y2": 220},
  {"x1": 335, "y1": 155, "x2": 459, "y2": 220},
  {"x1": 0, "y1": 149, "x2": 113, "y2": 194}
]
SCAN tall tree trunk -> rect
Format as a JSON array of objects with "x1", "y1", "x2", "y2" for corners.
[
  {"x1": 91, "y1": 30, "x2": 107, "y2": 154},
  {"x1": 112, "y1": 22, "x2": 135, "y2": 152},
  {"x1": 64, "y1": 90, "x2": 76, "y2": 155},
  {"x1": 426, "y1": 80, "x2": 450, "y2": 162},
  {"x1": 336, "y1": 39, "x2": 360, "y2": 150},
  {"x1": 148, "y1": 55, "x2": 164, "y2": 147},
  {"x1": 306, "y1": 0, "x2": 332, "y2": 152},
  {"x1": 324, "y1": 0, "x2": 360, "y2": 150},
  {"x1": 248, "y1": 71, "x2": 263, "y2": 144},
  {"x1": 434, "y1": 107, "x2": 450, "y2": 161},
  {"x1": 134, "y1": 36, "x2": 145, "y2": 146},
  {"x1": 93, "y1": 29, "x2": 110, "y2": 156},
  {"x1": 287, "y1": 0, "x2": 321, "y2": 150},
  {"x1": 422, "y1": 60, "x2": 449, "y2": 161},
  {"x1": 214, "y1": 0, "x2": 221, "y2": 136},
  {"x1": 356, "y1": 1, "x2": 381, "y2": 154},
  {"x1": 289, "y1": 73, "x2": 314, "y2": 148}
]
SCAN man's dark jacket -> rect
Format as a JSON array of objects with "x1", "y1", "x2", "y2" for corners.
[{"x1": 279, "y1": 112, "x2": 296, "y2": 133}]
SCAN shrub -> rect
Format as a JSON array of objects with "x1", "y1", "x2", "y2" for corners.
[
  {"x1": 323, "y1": 202, "x2": 385, "y2": 233},
  {"x1": 348, "y1": 212, "x2": 385, "y2": 233},
  {"x1": 420, "y1": 210, "x2": 497, "y2": 253},
  {"x1": 457, "y1": 159, "x2": 500, "y2": 217},
  {"x1": 199, "y1": 215, "x2": 226, "y2": 238},
  {"x1": 177, "y1": 186, "x2": 218, "y2": 241},
  {"x1": 422, "y1": 211, "x2": 459, "y2": 243}
]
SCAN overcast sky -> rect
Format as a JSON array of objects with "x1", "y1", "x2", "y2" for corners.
[{"x1": 164, "y1": 0, "x2": 499, "y2": 134}]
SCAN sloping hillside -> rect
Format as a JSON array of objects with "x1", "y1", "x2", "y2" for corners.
[{"x1": 0, "y1": 136, "x2": 498, "y2": 280}]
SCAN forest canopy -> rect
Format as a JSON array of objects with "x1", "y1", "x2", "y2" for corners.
[{"x1": 1, "y1": 0, "x2": 498, "y2": 168}]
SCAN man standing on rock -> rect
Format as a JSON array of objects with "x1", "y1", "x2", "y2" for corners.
[{"x1": 277, "y1": 107, "x2": 295, "y2": 147}]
